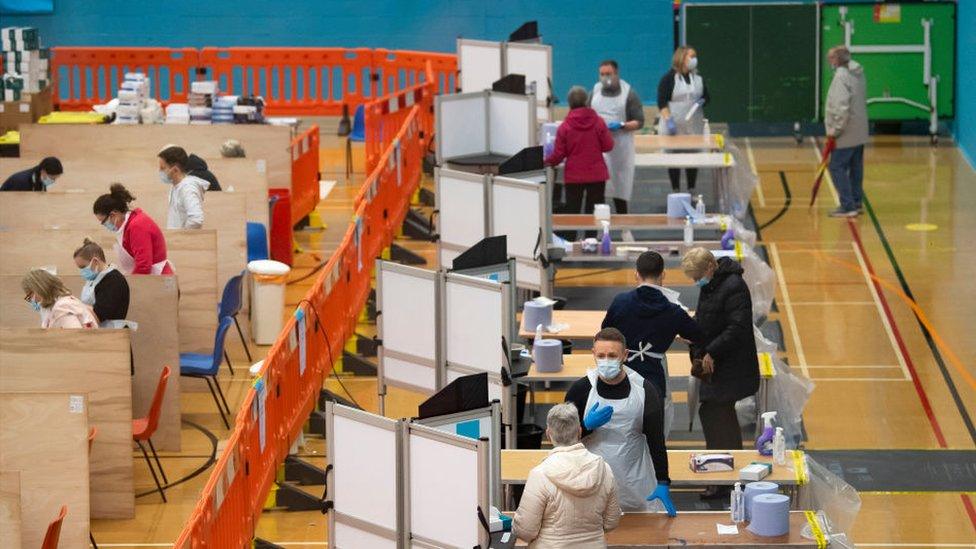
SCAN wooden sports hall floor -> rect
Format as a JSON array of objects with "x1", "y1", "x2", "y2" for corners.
[{"x1": 87, "y1": 134, "x2": 976, "y2": 548}]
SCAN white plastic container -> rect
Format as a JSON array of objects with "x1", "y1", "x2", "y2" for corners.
[{"x1": 247, "y1": 259, "x2": 291, "y2": 344}]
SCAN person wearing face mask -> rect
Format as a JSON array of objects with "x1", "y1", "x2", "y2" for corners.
[
  {"x1": 824, "y1": 45, "x2": 869, "y2": 218},
  {"x1": 589, "y1": 60, "x2": 644, "y2": 220},
  {"x1": 92, "y1": 184, "x2": 174, "y2": 275},
  {"x1": 564, "y1": 328, "x2": 675, "y2": 515},
  {"x1": 73, "y1": 238, "x2": 130, "y2": 324},
  {"x1": 657, "y1": 46, "x2": 710, "y2": 192},
  {"x1": 1, "y1": 156, "x2": 63, "y2": 192},
  {"x1": 21, "y1": 268, "x2": 99, "y2": 329},
  {"x1": 681, "y1": 247, "x2": 758, "y2": 498},
  {"x1": 158, "y1": 145, "x2": 207, "y2": 229}
]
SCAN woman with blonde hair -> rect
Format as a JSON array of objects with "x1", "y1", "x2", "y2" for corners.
[
  {"x1": 657, "y1": 45, "x2": 710, "y2": 192},
  {"x1": 21, "y1": 268, "x2": 99, "y2": 329},
  {"x1": 73, "y1": 237, "x2": 130, "y2": 324}
]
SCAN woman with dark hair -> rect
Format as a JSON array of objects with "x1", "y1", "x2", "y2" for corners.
[
  {"x1": 93, "y1": 184, "x2": 174, "y2": 275},
  {"x1": 1, "y1": 156, "x2": 64, "y2": 191}
]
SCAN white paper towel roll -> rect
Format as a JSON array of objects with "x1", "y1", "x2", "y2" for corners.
[{"x1": 666, "y1": 193, "x2": 692, "y2": 218}]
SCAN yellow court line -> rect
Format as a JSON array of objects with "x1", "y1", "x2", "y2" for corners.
[
  {"x1": 810, "y1": 139, "x2": 840, "y2": 207},
  {"x1": 768, "y1": 242, "x2": 808, "y2": 377},
  {"x1": 744, "y1": 137, "x2": 766, "y2": 207},
  {"x1": 850, "y1": 242, "x2": 912, "y2": 381}
]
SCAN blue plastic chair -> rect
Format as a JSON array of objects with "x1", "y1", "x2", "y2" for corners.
[
  {"x1": 345, "y1": 104, "x2": 366, "y2": 178},
  {"x1": 180, "y1": 317, "x2": 234, "y2": 428},
  {"x1": 246, "y1": 222, "x2": 269, "y2": 262},
  {"x1": 219, "y1": 271, "x2": 251, "y2": 366}
]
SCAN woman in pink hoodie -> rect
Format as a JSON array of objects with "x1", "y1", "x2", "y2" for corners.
[{"x1": 545, "y1": 86, "x2": 615, "y2": 236}]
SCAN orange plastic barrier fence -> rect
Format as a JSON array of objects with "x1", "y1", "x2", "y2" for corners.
[
  {"x1": 174, "y1": 104, "x2": 426, "y2": 549},
  {"x1": 363, "y1": 60, "x2": 437, "y2": 172},
  {"x1": 289, "y1": 124, "x2": 321, "y2": 225},
  {"x1": 51, "y1": 47, "x2": 457, "y2": 115},
  {"x1": 49, "y1": 47, "x2": 200, "y2": 111}
]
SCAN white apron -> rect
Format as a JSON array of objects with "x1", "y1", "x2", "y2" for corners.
[
  {"x1": 591, "y1": 80, "x2": 636, "y2": 202},
  {"x1": 114, "y1": 212, "x2": 170, "y2": 275},
  {"x1": 80, "y1": 265, "x2": 117, "y2": 306},
  {"x1": 668, "y1": 72, "x2": 705, "y2": 136},
  {"x1": 582, "y1": 368, "x2": 657, "y2": 511}
]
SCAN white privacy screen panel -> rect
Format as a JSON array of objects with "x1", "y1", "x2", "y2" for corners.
[
  {"x1": 459, "y1": 39, "x2": 503, "y2": 93},
  {"x1": 488, "y1": 93, "x2": 533, "y2": 157},
  {"x1": 378, "y1": 262, "x2": 438, "y2": 394},
  {"x1": 515, "y1": 258, "x2": 544, "y2": 292},
  {"x1": 333, "y1": 523, "x2": 396, "y2": 549},
  {"x1": 444, "y1": 274, "x2": 504, "y2": 375},
  {"x1": 490, "y1": 177, "x2": 543, "y2": 261},
  {"x1": 408, "y1": 427, "x2": 483, "y2": 548},
  {"x1": 505, "y1": 42, "x2": 551, "y2": 104},
  {"x1": 436, "y1": 169, "x2": 487, "y2": 252},
  {"x1": 438, "y1": 247, "x2": 461, "y2": 272},
  {"x1": 331, "y1": 408, "x2": 399, "y2": 540},
  {"x1": 437, "y1": 93, "x2": 488, "y2": 160}
]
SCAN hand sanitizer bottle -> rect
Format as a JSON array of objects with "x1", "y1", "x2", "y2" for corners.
[
  {"x1": 730, "y1": 482, "x2": 745, "y2": 523},
  {"x1": 683, "y1": 216, "x2": 694, "y2": 247},
  {"x1": 600, "y1": 220, "x2": 612, "y2": 255},
  {"x1": 772, "y1": 426, "x2": 787, "y2": 465},
  {"x1": 703, "y1": 118, "x2": 711, "y2": 137},
  {"x1": 695, "y1": 194, "x2": 706, "y2": 217}
]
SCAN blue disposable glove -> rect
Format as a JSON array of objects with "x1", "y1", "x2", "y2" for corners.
[
  {"x1": 695, "y1": 97, "x2": 706, "y2": 107},
  {"x1": 583, "y1": 402, "x2": 614, "y2": 431},
  {"x1": 647, "y1": 483, "x2": 677, "y2": 517},
  {"x1": 666, "y1": 117, "x2": 677, "y2": 135},
  {"x1": 608, "y1": 121, "x2": 624, "y2": 131}
]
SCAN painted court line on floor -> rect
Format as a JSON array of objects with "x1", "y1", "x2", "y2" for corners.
[
  {"x1": 744, "y1": 137, "x2": 766, "y2": 207},
  {"x1": 768, "y1": 242, "x2": 808, "y2": 377},
  {"x1": 851, "y1": 241, "x2": 912, "y2": 381},
  {"x1": 811, "y1": 139, "x2": 840, "y2": 207}
]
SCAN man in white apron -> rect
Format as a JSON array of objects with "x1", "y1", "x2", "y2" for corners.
[
  {"x1": 657, "y1": 46, "x2": 709, "y2": 192},
  {"x1": 590, "y1": 60, "x2": 644, "y2": 220},
  {"x1": 564, "y1": 328, "x2": 676, "y2": 515}
]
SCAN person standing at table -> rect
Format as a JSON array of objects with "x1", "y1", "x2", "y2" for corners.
[
  {"x1": 825, "y1": 45, "x2": 869, "y2": 218},
  {"x1": 21, "y1": 268, "x2": 98, "y2": 329},
  {"x1": 93, "y1": 184, "x2": 174, "y2": 275},
  {"x1": 680, "y1": 248, "x2": 758, "y2": 498},
  {"x1": 657, "y1": 46, "x2": 710, "y2": 192},
  {"x1": 157, "y1": 145, "x2": 207, "y2": 229},
  {"x1": 590, "y1": 60, "x2": 644, "y2": 220},
  {"x1": 0, "y1": 156, "x2": 63, "y2": 191},
  {"x1": 564, "y1": 328, "x2": 676, "y2": 515},
  {"x1": 545, "y1": 85, "x2": 614, "y2": 239},
  {"x1": 73, "y1": 237, "x2": 130, "y2": 324}
]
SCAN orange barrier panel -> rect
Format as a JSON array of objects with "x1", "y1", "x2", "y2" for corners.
[
  {"x1": 363, "y1": 60, "x2": 436, "y2": 172},
  {"x1": 289, "y1": 124, "x2": 321, "y2": 225},
  {"x1": 50, "y1": 47, "x2": 200, "y2": 111},
  {"x1": 51, "y1": 47, "x2": 456, "y2": 115},
  {"x1": 175, "y1": 104, "x2": 425, "y2": 548}
]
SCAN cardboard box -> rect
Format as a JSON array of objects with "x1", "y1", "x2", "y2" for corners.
[{"x1": 0, "y1": 85, "x2": 52, "y2": 133}]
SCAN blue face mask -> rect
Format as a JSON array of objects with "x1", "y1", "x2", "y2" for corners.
[
  {"x1": 41, "y1": 175, "x2": 56, "y2": 187},
  {"x1": 695, "y1": 277, "x2": 711, "y2": 288},
  {"x1": 28, "y1": 298, "x2": 41, "y2": 312},
  {"x1": 596, "y1": 357, "x2": 622, "y2": 379},
  {"x1": 159, "y1": 169, "x2": 173, "y2": 185},
  {"x1": 103, "y1": 217, "x2": 118, "y2": 232},
  {"x1": 80, "y1": 264, "x2": 98, "y2": 281}
]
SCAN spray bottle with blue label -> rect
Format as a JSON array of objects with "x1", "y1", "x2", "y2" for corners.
[{"x1": 756, "y1": 411, "x2": 778, "y2": 456}]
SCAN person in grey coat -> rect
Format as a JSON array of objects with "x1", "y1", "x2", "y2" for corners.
[{"x1": 824, "y1": 45, "x2": 869, "y2": 218}]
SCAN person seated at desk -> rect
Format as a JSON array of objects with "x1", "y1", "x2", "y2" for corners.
[
  {"x1": 0, "y1": 156, "x2": 63, "y2": 192},
  {"x1": 157, "y1": 145, "x2": 207, "y2": 229},
  {"x1": 21, "y1": 268, "x2": 98, "y2": 329},
  {"x1": 545, "y1": 85, "x2": 614, "y2": 240},
  {"x1": 513, "y1": 403, "x2": 621, "y2": 548},
  {"x1": 93, "y1": 184, "x2": 174, "y2": 275},
  {"x1": 186, "y1": 153, "x2": 222, "y2": 191},
  {"x1": 601, "y1": 251, "x2": 702, "y2": 398},
  {"x1": 73, "y1": 237, "x2": 130, "y2": 324},
  {"x1": 564, "y1": 328, "x2": 676, "y2": 516}
]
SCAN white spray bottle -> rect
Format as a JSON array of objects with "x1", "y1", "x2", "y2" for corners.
[
  {"x1": 730, "y1": 482, "x2": 745, "y2": 523},
  {"x1": 756, "y1": 411, "x2": 778, "y2": 456},
  {"x1": 532, "y1": 323, "x2": 544, "y2": 363},
  {"x1": 772, "y1": 426, "x2": 786, "y2": 465},
  {"x1": 683, "y1": 216, "x2": 694, "y2": 246}
]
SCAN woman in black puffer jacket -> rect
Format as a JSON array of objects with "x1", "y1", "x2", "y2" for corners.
[{"x1": 682, "y1": 248, "x2": 759, "y2": 454}]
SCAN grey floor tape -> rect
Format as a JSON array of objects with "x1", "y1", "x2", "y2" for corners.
[{"x1": 806, "y1": 450, "x2": 976, "y2": 492}]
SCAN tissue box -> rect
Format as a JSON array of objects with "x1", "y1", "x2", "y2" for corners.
[
  {"x1": 689, "y1": 452, "x2": 734, "y2": 473},
  {"x1": 740, "y1": 462, "x2": 772, "y2": 481}
]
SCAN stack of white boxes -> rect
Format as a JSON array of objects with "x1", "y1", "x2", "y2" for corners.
[
  {"x1": 188, "y1": 80, "x2": 217, "y2": 125},
  {"x1": 1, "y1": 27, "x2": 51, "y2": 101},
  {"x1": 115, "y1": 72, "x2": 150, "y2": 124}
]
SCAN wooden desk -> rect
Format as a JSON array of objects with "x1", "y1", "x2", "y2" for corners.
[
  {"x1": 634, "y1": 152, "x2": 735, "y2": 169},
  {"x1": 0, "y1": 471, "x2": 21, "y2": 548},
  {"x1": 603, "y1": 511, "x2": 817, "y2": 547},
  {"x1": 560, "y1": 240, "x2": 720, "y2": 265},
  {"x1": 634, "y1": 133, "x2": 724, "y2": 152},
  {"x1": 552, "y1": 214, "x2": 724, "y2": 240},
  {"x1": 518, "y1": 309, "x2": 605, "y2": 340},
  {"x1": 501, "y1": 449, "x2": 804, "y2": 489},
  {"x1": 524, "y1": 352, "x2": 692, "y2": 382}
]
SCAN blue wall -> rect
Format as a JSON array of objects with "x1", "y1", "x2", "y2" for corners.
[
  {"x1": 956, "y1": 1, "x2": 976, "y2": 166},
  {"x1": 2, "y1": 0, "x2": 676, "y2": 106}
]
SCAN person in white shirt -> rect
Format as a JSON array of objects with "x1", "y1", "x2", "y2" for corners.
[{"x1": 158, "y1": 145, "x2": 207, "y2": 229}]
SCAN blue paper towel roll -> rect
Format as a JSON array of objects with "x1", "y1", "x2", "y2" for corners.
[
  {"x1": 523, "y1": 300, "x2": 552, "y2": 331},
  {"x1": 744, "y1": 481, "x2": 779, "y2": 521},
  {"x1": 533, "y1": 339, "x2": 563, "y2": 373},
  {"x1": 747, "y1": 493, "x2": 790, "y2": 537},
  {"x1": 666, "y1": 193, "x2": 692, "y2": 218}
]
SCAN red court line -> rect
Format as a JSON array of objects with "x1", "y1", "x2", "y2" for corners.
[
  {"x1": 846, "y1": 220, "x2": 948, "y2": 448},
  {"x1": 963, "y1": 494, "x2": 976, "y2": 535}
]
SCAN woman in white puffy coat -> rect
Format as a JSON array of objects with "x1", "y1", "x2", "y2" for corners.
[{"x1": 513, "y1": 403, "x2": 621, "y2": 548}]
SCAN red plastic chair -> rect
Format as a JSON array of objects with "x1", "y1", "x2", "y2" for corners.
[
  {"x1": 133, "y1": 366, "x2": 170, "y2": 502},
  {"x1": 41, "y1": 505, "x2": 67, "y2": 549}
]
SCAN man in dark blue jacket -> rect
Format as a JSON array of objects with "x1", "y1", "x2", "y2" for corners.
[
  {"x1": 0, "y1": 156, "x2": 63, "y2": 191},
  {"x1": 601, "y1": 251, "x2": 701, "y2": 397}
]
